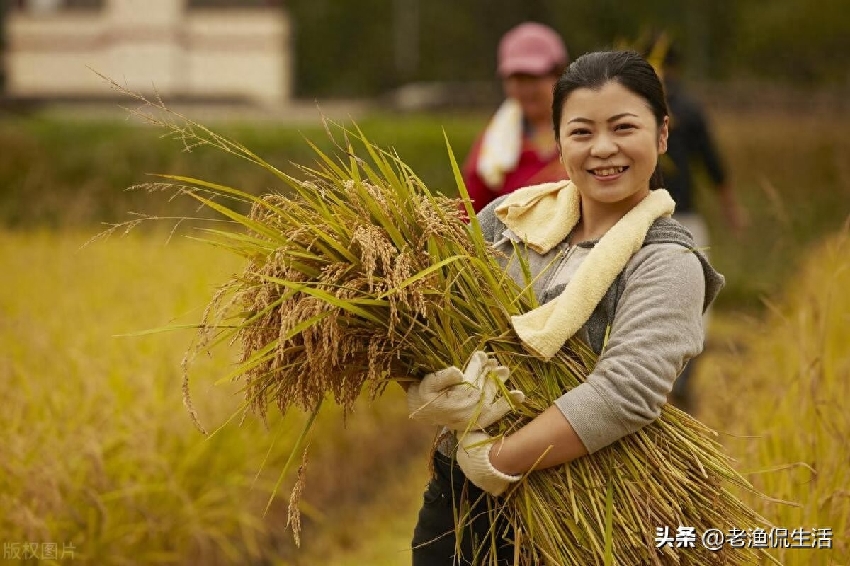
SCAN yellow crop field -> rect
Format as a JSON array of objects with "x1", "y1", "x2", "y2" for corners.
[
  {"x1": 0, "y1": 230, "x2": 431, "y2": 565},
  {"x1": 1, "y1": 107, "x2": 848, "y2": 565},
  {"x1": 3, "y1": 227, "x2": 848, "y2": 565},
  {"x1": 695, "y1": 229, "x2": 850, "y2": 565}
]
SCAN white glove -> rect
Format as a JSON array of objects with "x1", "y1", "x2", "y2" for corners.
[
  {"x1": 456, "y1": 431, "x2": 521, "y2": 497},
  {"x1": 407, "y1": 351, "x2": 525, "y2": 431}
]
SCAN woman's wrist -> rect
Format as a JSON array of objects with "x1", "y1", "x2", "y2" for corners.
[{"x1": 488, "y1": 435, "x2": 525, "y2": 476}]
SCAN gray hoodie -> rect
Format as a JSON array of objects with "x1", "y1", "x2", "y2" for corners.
[{"x1": 478, "y1": 196, "x2": 724, "y2": 453}]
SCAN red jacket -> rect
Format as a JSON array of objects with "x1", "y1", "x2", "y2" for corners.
[{"x1": 462, "y1": 133, "x2": 569, "y2": 213}]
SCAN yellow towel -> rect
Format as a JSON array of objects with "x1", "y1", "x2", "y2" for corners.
[
  {"x1": 495, "y1": 182, "x2": 676, "y2": 359},
  {"x1": 494, "y1": 180, "x2": 576, "y2": 254}
]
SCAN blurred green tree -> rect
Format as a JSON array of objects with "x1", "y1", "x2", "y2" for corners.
[
  {"x1": 283, "y1": 0, "x2": 848, "y2": 97},
  {"x1": 734, "y1": 0, "x2": 850, "y2": 84}
]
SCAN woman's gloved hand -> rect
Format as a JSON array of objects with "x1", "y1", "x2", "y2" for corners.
[
  {"x1": 407, "y1": 351, "x2": 525, "y2": 431},
  {"x1": 456, "y1": 431, "x2": 521, "y2": 497}
]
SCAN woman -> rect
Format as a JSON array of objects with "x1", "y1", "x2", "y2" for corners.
[
  {"x1": 408, "y1": 50, "x2": 724, "y2": 564},
  {"x1": 463, "y1": 22, "x2": 570, "y2": 213}
]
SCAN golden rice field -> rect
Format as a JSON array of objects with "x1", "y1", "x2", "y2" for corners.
[
  {"x1": 1, "y1": 105, "x2": 849, "y2": 565},
  {"x1": 2, "y1": 223, "x2": 847, "y2": 565},
  {"x1": 0, "y1": 230, "x2": 433, "y2": 565},
  {"x1": 694, "y1": 228, "x2": 850, "y2": 565}
]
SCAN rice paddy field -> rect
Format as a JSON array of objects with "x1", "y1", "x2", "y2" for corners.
[{"x1": 1, "y1": 102, "x2": 848, "y2": 565}]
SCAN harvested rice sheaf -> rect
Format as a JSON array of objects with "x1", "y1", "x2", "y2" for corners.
[{"x1": 146, "y1": 112, "x2": 776, "y2": 564}]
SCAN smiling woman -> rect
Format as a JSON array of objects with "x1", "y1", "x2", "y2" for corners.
[
  {"x1": 553, "y1": 51, "x2": 670, "y2": 242},
  {"x1": 407, "y1": 51, "x2": 759, "y2": 565}
]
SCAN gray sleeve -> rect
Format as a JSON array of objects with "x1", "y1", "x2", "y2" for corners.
[
  {"x1": 475, "y1": 195, "x2": 509, "y2": 244},
  {"x1": 554, "y1": 244, "x2": 706, "y2": 453}
]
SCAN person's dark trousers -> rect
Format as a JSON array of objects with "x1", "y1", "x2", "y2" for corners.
[
  {"x1": 412, "y1": 451, "x2": 515, "y2": 565},
  {"x1": 670, "y1": 359, "x2": 697, "y2": 414}
]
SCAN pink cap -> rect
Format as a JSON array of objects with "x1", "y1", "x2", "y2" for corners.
[{"x1": 497, "y1": 22, "x2": 568, "y2": 78}]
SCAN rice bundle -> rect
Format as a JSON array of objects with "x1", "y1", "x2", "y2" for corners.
[{"x1": 120, "y1": 90, "x2": 776, "y2": 564}]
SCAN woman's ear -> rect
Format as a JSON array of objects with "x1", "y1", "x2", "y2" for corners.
[{"x1": 658, "y1": 116, "x2": 670, "y2": 154}]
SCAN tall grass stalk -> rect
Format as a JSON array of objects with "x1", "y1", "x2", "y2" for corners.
[{"x1": 109, "y1": 81, "x2": 778, "y2": 564}]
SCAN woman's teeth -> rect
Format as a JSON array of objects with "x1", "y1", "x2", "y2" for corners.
[{"x1": 592, "y1": 166, "x2": 626, "y2": 176}]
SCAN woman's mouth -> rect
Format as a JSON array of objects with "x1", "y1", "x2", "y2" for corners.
[{"x1": 589, "y1": 166, "x2": 628, "y2": 178}]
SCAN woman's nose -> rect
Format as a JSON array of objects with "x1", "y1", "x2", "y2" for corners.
[{"x1": 590, "y1": 133, "x2": 617, "y2": 158}]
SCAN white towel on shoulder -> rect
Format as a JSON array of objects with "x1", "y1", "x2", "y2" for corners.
[{"x1": 476, "y1": 98, "x2": 523, "y2": 189}]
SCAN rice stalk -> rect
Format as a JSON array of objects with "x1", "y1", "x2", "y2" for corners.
[{"x1": 110, "y1": 81, "x2": 778, "y2": 564}]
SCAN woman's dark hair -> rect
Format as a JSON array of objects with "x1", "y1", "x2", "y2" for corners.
[{"x1": 552, "y1": 50, "x2": 668, "y2": 188}]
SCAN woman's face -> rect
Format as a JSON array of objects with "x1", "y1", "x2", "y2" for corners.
[
  {"x1": 503, "y1": 73, "x2": 559, "y2": 125},
  {"x1": 557, "y1": 80, "x2": 668, "y2": 209}
]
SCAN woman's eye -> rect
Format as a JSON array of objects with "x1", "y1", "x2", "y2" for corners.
[
  {"x1": 615, "y1": 123, "x2": 636, "y2": 132},
  {"x1": 569, "y1": 129, "x2": 591, "y2": 137}
]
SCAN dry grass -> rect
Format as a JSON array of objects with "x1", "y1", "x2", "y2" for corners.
[{"x1": 90, "y1": 84, "x2": 777, "y2": 563}]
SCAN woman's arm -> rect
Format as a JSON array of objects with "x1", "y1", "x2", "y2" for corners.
[
  {"x1": 489, "y1": 405, "x2": 588, "y2": 474},
  {"x1": 489, "y1": 243, "x2": 707, "y2": 475}
]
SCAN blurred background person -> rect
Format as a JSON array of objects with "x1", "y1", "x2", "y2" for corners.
[
  {"x1": 462, "y1": 22, "x2": 569, "y2": 213},
  {"x1": 645, "y1": 35, "x2": 750, "y2": 413},
  {"x1": 653, "y1": 37, "x2": 749, "y2": 239}
]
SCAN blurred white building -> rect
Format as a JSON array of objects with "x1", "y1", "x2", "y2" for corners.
[{"x1": 4, "y1": 0, "x2": 291, "y2": 107}]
